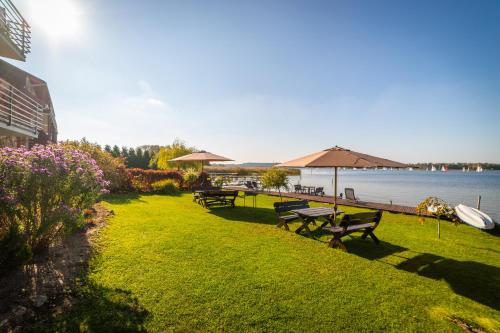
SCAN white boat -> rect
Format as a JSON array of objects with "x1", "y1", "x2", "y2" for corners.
[
  {"x1": 476, "y1": 165, "x2": 483, "y2": 173},
  {"x1": 462, "y1": 167, "x2": 466, "y2": 172},
  {"x1": 408, "y1": 167, "x2": 413, "y2": 171},
  {"x1": 455, "y1": 204, "x2": 496, "y2": 230},
  {"x1": 431, "y1": 165, "x2": 436, "y2": 172}
]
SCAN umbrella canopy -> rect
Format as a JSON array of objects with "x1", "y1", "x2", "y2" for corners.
[
  {"x1": 277, "y1": 146, "x2": 407, "y2": 169},
  {"x1": 169, "y1": 151, "x2": 233, "y2": 171},
  {"x1": 277, "y1": 146, "x2": 407, "y2": 206}
]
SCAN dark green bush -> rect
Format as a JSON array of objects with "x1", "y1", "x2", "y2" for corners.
[{"x1": 0, "y1": 225, "x2": 31, "y2": 271}]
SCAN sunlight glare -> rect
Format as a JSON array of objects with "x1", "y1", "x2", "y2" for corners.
[{"x1": 28, "y1": 0, "x2": 83, "y2": 43}]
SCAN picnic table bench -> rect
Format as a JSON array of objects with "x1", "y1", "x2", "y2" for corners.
[
  {"x1": 199, "y1": 190, "x2": 238, "y2": 208},
  {"x1": 274, "y1": 200, "x2": 310, "y2": 231},
  {"x1": 323, "y1": 210, "x2": 383, "y2": 251},
  {"x1": 274, "y1": 201, "x2": 344, "y2": 234}
]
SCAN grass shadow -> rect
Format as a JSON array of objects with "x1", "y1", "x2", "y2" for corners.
[
  {"x1": 101, "y1": 193, "x2": 147, "y2": 205},
  {"x1": 207, "y1": 206, "x2": 277, "y2": 225},
  {"x1": 343, "y1": 239, "x2": 409, "y2": 260},
  {"x1": 396, "y1": 253, "x2": 500, "y2": 311},
  {"x1": 484, "y1": 227, "x2": 500, "y2": 237},
  {"x1": 29, "y1": 283, "x2": 149, "y2": 333},
  {"x1": 9, "y1": 201, "x2": 152, "y2": 333}
]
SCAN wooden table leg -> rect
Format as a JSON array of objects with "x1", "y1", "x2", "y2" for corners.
[
  {"x1": 320, "y1": 215, "x2": 336, "y2": 228},
  {"x1": 295, "y1": 216, "x2": 307, "y2": 234},
  {"x1": 296, "y1": 217, "x2": 313, "y2": 236}
]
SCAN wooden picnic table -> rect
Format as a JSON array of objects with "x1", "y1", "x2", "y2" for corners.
[
  {"x1": 197, "y1": 190, "x2": 239, "y2": 208},
  {"x1": 291, "y1": 207, "x2": 344, "y2": 235}
]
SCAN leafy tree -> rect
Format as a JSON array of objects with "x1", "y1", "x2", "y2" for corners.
[
  {"x1": 126, "y1": 148, "x2": 136, "y2": 168},
  {"x1": 104, "y1": 145, "x2": 112, "y2": 154},
  {"x1": 143, "y1": 150, "x2": 151, "y2": 169},
  {"x1": 156, "y1": 139, "x2": 198, "y2": 170},
  {"x1": 136, "y1": 148, "x2": 144, "y2": 168},
  {"x1": 137, "y1": 145, "x2": 161, "y2": 155},
  {"x1": 112, "y1": 145, "x2": 121, "y2": 158},
  {"x1": 149, "y1": 151, "x2": 158, "y2": 169},
  {"x1": 121, "y1": 147, "x2": 129, "y2": 159},
  {"x1": 261, "y1": 169, "x2": 289, "y2": 201}
]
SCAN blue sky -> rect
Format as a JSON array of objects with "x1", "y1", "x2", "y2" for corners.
[{"x1": 9, "y1": 0, "x2": 500, "y2": 163}]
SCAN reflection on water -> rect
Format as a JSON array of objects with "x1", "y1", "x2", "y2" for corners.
[{"x1": 288, "y1": 169, "x2": 500, "y2": 222}]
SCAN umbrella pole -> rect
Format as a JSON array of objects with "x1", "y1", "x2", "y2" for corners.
[{"x1": 333, "y1": 167, "x2": 338, "y2": 217}]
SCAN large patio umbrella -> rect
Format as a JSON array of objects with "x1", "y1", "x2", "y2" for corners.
[
  {"x1": 169, "y1": 151, "x2": 233, "y2": 171},
  {"x1": 277, "y1": 146, "x2": 407, "y2": 207}
]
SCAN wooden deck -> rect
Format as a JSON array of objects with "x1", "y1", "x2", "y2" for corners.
[
  {"x1": 274, "y1": 192, "x2": 419, "y2": 215},
  {"x1": 226, "y1": 186, "x2": 421, "y2": 216}
]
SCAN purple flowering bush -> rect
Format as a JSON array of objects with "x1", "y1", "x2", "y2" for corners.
[
  {"x1": 61, "y1": 139, "x2": 131, "y2": 192},
  {"x1": 0, "y1": 144, "x2": 109, "y2": 265}
]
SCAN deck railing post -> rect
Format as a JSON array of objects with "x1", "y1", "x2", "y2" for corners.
[
  {"x1": 8, "y1": 85, "x2": 13, "y2": 125},
  {"x1": 477, "y1": 195, "x2": 481, "y2": 210},
  {"x1": 21, "y1": 20, "x2": 26, "y2": 55}
]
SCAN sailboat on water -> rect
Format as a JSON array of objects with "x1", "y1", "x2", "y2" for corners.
[
  {"x1": 476, "y1": 165, "x2": 483, "y2": 173},
  {"x1": 431, "y1": 165, "x2": 437, "y2": 172},
  {"x1": 441, "y1": 165, "x2": 448, "y2": 172}
]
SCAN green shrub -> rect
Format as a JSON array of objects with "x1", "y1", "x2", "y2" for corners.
[
  {"x1": 183, "y1": 168, "x2": 199, "y2": 190},
  {"x1": 261, "y1": 169, "x2": 289, "y2": 201},
  {"x1": 213, "y1": 176, "x2": 227, "y2": 187},
  {"x1": 151, "y1": 179, "x2": 180, "y2": 195}
]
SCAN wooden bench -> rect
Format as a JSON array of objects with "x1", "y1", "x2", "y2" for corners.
[
  {"x1": 273, "y1": 200, "x2": 310, "y2": 231},
  {"x1": 323, "y1": 210, "x2": 382, "y2": 251},
  {"x1": 199, "y1": 190, "x2": 238, "y2": 208}
]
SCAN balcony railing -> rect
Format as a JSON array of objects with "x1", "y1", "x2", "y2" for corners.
[
  {"x1": 0, "y1": 0, "x2": 30, "y2": 59},
  {"x1": 0, "y1": 77, "x2": 42, "y2": 137}
]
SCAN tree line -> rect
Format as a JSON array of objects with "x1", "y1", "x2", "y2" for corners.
[
  {"x1": 104, "y1": 145, "x2": 153, "y2": 169},
  {"x1": 103, "y1": 140, "x2": 200, "y2": 170}
]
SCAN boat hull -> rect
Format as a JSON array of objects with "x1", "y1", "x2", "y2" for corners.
[{"x1": 455, "y1": 204, "x2": 495, "y2": 230}]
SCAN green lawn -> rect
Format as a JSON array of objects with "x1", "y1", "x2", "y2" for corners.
[{"x1": 39, "y1": 193, "x2": 499, "y2": 332}]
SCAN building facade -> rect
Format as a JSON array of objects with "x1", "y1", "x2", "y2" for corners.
[{"x1": 0, "y1": 0, "x2": 57, "y2": 148}]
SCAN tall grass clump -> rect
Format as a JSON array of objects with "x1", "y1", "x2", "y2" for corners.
[{"x1": 151, "y1": 179, "x2": 180, "y2": 195}]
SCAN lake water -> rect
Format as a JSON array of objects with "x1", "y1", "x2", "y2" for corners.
[{"x1": 288, "y1": 169, "x2": 500, "y2": 222}]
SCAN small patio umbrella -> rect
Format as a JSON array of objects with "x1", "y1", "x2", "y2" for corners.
[
  {"x1": 169, "y1": 151, "x2": 233, "y2": 172},
  {"x1": 277, "y1": 146, "x2": 407, "y2": 207}
]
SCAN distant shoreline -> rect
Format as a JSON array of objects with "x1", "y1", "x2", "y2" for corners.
[{"x1": 210, "y1": 163, "x2": 500, "y2": 171}]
